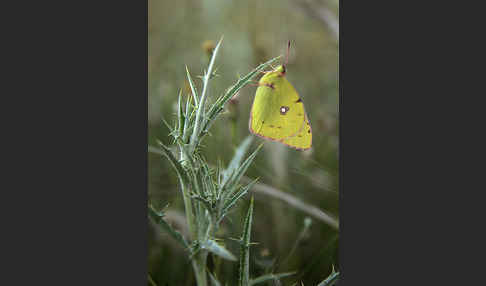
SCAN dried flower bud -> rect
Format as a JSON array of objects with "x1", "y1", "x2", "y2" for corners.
[{"x1": 201, "y1": 40, "x2": 216, "y2": 58}]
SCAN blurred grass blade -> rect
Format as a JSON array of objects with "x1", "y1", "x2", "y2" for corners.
[
  {"x1": 241, "y1": 176, "x2": 339, "y2": 230},
  {"x1": 221, "y1": 136, "x2": 253, "y2": 187},
  {"x1": 249, "y1": 271, "x2": 296, "y2": 286},
  {"x1": 317, "y1": 270, "x2": 340, "y2": 286},
  {"x1": 238, "y1": 197, "x2": 254, "y2": 286},
  {"x1": 223, "y1": 144, "x2": 263, "y2": 201},
  {"x1": 203, "y1": 239, "x2": 237, "y2": 261},
  {"x1": 209, "y1": 272, "x2": 222, "y2": 286},
  {"x1": 278, "y1": 217, "x2": 313, "y2": 269},
  {"x1": 186, "y1": 65, "x2": 199, "y2": 106},
  {"x1": 148, "y1": 273, "x2": 157, "y2": 286},
  {"x1": 148, "y1": 205, "x2": 190, "y2": 250}
]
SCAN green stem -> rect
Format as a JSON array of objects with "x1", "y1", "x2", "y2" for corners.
[
  {"x1": 148, "y1": 273, "x2": 157, "y2": 286},
  {"x1": 179, "y1": 178, "x2": 197, "y2": 240},
  {"x1": 231, "y1": 120, "x2": 237, "y2": 147},
  {"x1": 192, "y1": 251, "x2": 208, "y2": 286}
]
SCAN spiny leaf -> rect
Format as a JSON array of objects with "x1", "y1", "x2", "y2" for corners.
[
  {"x1": 220, "y1": 178, "x2": 259, "y2": 222},
  {"x1": 148, "y1": 205, "x2": 190, "y2": 250},
  {"x1": 177, "y1": 90, "x2": 184, "y2": 137},
  {"x1": 161, "y1": 117, "x2": 174, "y2": 133},
  {"x1": 238, "y1": 197, "x2": 254, "y2": 286},
  {"x1": 200, "y1": 162, "x2": 217, "y2": 201},
  {"x1": 249, "y1": 271, "x2": 297, "y2": 286},
  {"x1": 190, "y1": 37, "x2": 223, "y2": 151},
  {"x1": 203, "y1": 239, "x2": 237, "y2": 261},
  {"x1": 186, "y1": 65, "x2": 200, "y2": 106},
  {"x1": 193, "y1": 153, "x2": 213, "y2": 200},
  {"x1": 190, "y1": 193, "x2": 212, "y2": 212},
  {"x1": 209, "y1": 272, "x2": 222, "y2": 286},
  {"x1": 182, "y1": 94, "x2": 193, "y2": 143},
  {"x1": 148, "y1": 145, "x2": 190, "y2": 187},
  {"x1": 176, "y1": 142, "x2": 204, "y2": 197},
  {"x1": 317, "y1": 270, "x2": 340, "y2": 286},
  {"x1": 201, "y1": 56, "x2": 281, "y2": 135},
  {"x1": 222, "y1": 144, "x2": 263, "y2": 201}
]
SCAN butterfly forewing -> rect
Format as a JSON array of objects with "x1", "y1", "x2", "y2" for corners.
[{"x1": 250, "y1": 73, "x2": 305, "y2": 139}]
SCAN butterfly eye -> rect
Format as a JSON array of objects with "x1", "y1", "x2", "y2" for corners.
[{"x1": 280, "y1": 106, "x2": 290, "y2": 115}]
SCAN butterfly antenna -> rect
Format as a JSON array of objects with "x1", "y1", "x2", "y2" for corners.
[
  {"x1": 285, "y1": 40, "x2": 291, "y2": 67},
  {"x1": 280, "y1": 40, "x2": 290, "y2": 75}
]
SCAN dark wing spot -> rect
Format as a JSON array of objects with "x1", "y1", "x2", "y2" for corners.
[
  {"x1": 277, "y1": 126, "x2": 281, "y2": 129},
  {"x1": 307, "y1": 130, "x2": 311, "y2": 133},
  {"x1": 262, "y1": 121, "x2": 265, "y2": 124},
  {"x1": 297, "y1": 113, "x2": 302, "y2": 116},
  {"x1": 295, "y1": 98, "x2": 302, "y2": 103},
  {"x1": 269, "y1": 125, "x2": 274, "y2": 128},
  {"x1": 298, "y1": 135, "x2": 303, "y2": 137}
]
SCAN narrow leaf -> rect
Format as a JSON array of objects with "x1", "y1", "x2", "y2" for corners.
[
  {"x1": 177, "y1": 89, "x2": 184, "y2": 138},
  {"x1": 249, "y1": 272, "x2": 297, "y2": 286},
  {"x1": 161, "y1": 117, "x2": 174, "y2": 133},
  {"x1": 186, "y1": 65, "x2": 199, "y2": 106},
  {"x1": 238, "y1": 197, "x2": 255, "y2": 286}
]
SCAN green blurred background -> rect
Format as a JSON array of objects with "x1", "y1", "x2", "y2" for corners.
[{"x1": 148, "y1": 0, "x2": 339, "y2": 285}]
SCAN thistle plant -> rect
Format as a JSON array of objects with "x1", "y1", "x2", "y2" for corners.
[{"x1": 148, "y1": 38, "x2": 295, "y2": 286}]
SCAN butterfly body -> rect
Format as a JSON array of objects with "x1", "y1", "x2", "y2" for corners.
[{"x1": 249, "y1": 65, "x2": 312, "y2": 150}]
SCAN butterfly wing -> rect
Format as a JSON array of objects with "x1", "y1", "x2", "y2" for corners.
[
  {"x1": 281, "y1": 114, "x2": 312, "y2": 150},
  {"x1": 249, "y1": 71, "x2": 306, "y2": 142}
]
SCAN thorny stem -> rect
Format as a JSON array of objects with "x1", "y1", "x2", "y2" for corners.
[{"x1": 180, "y1": 152, "x2": 208, "y2": 286}]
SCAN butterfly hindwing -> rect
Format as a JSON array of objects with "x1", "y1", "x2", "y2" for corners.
[{"x1": 281, "y1": 115, "x2": 312, "y2": 150}]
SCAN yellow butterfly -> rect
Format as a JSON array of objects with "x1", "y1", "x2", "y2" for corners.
[{"x1": 249, "y1": 43, "x2": 312, "y2": 150}]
